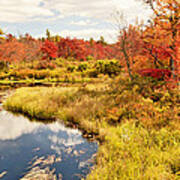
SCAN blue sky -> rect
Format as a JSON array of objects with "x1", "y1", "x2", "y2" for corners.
[{"x1": 0, "y1": 0, "x2": 152, "y2": 43}]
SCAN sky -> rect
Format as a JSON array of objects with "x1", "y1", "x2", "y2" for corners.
[{"x1": 0, "y1": 0, "x2": 152, "y2": 43}]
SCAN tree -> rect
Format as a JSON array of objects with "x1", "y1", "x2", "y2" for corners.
[
  {"x1": 141, "y1": 0, "x2": 180, "y2": 80},
  {"x1": 55, "y1": 35, "x2": 61, "y2": 42},
  {"x1": 0, "y1": 28, "x2": 3, "y2": 35},
  {"x1": 46, "y1": 29, "x2": 51, "y2": 41},
  {"x1": 97, "y1": 36, "x2": 107, "y2": 45},
  {"x1": 0, "y1": 28, "x2": 5, "y2": 41},
  {"x1": 41, "y1": 40, "x2": 58, "y2": 60},
  {"x1": 0, "y1": 34, "x2": 42, "y2": 63},
  {"x1": 111, "y1": 12, "x2": 144, "y2": 80},
  {"x1": 116, "y1": 24, "x2": 143, "y2": 80}
]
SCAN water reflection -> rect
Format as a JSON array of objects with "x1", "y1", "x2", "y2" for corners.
[
  {"x1": 0, "y1": 110, "x2": 98, "y2": 180},
  {"x1": 0, "y1": 110, "x2": 41, "y2": 140}
]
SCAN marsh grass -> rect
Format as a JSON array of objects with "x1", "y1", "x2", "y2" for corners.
[
  {"x1": 4, "y1": 87, "x2": 78, "y2": 119},
  {"x1": 87, "y1": 123, "x2": 180, "y2": 180}
]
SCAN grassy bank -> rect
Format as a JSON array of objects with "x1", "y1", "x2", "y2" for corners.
[{"x1": 3, "y1": 76, "x2": 180, "y2": 179}]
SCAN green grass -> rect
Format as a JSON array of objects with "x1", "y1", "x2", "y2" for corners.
[{"x1": 3, "y1": 75, "x2": 180, "y2": 179}]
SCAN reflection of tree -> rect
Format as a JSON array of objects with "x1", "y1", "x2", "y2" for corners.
[
  {"x1": 9, "y1": 110, "x2": 56, "y2": 124},
  {"x1": 29, "y1": 117, "x2": 56, "y2": 124}
]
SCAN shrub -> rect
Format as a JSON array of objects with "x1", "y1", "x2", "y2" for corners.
[
  {"x1": 67, "y1": 65, "x2": 76, "y2": 72},
  {"x1": 34, "y1": 70, "x2": 49, "y2": 79},
  {"x1": 41, "y1": 40, "x2": 58, "y2": 59},
  {"x1": 77, "y1": 62, "x2": 89, "y2": 72},
  {"x1": 94, "y1": 60, "x2": 122, "y2": 76},
  {"x1": 34, "y1": 61, "x2": 56, "y2": 70},
  {"x1": 138, "y1": 69, "x2": 171, "y2": 80},
  {"x1": 86, "y1": 55, "x2": 94, "y2": 61},
  {"x1": 0, "y1": 61, "x2": 8, "y2": 72}
]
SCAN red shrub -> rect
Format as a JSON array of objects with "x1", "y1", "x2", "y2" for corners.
[
  {"x1": 41, "y1": 40, "x2": 58, "y2": 59},
  {"x1": 138, "y1": 69, "x2": 171, "y2": 80}
]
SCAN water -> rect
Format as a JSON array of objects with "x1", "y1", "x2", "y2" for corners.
[{"x1": 0, "y1": 109, "x2": 98, "y2": 180}]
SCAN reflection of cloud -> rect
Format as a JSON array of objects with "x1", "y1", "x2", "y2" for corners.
[
  {"x1": 78, "y1": 158, "x2": 92, "y2": 169},
  {"x1": 0, "y1": 111, "x2": 41, "y2": 140},
  {"x1": 78, "y1": 153, "x2": 96, "y2": 169},
  {"x1": 0, "y1": 110, "x2": 82, "y2": 141},
  {"x1": 48, "y1": 122, "x2": 84, "y2": 155},
  {"x1": 79, "y1": 160, "x2": 89, "y2": 168},
  {"x1": 0, "y1": 171, "x2": 7, "y2": 179},
  {"x1": 50, "y1": 145, "x2": 62, "y2": 155},
  {"x1": 48, "y1": 128, "x2": 84, "y2": 155},
  {"x1": 48, "y1": 132, "x2": 84, "y2": 155},
  {"x1": 21, "y1": 166, "x2": 56, "y2": 180},
  {"x1": 47, "y1": 122, "x2": 80, "y2": 135},
  {"x1": 48, "y1": 134, "x2": 84, "y2": 147}
]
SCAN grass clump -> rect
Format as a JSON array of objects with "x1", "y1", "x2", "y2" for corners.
[{"x1": 4, "y1": 87, "x2": 78, "y2": 120}]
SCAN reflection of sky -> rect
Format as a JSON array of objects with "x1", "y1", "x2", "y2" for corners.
[
  {"x1": 0, "y1": 110, "x2": 98, "y2": 180},
  {"x1": 0, "y1": 110, "x2": 41, "y2": 140},
  {"x1": 0, "y1": 110, "x2": 82, "y2": 141},
  {"x1": 49, "y1": 134, "x2": 84, "y2": 147}
]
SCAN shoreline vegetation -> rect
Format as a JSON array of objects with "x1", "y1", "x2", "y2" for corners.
[{"x1": 3, "y1": 74, "x2": 180, "y2": 179}]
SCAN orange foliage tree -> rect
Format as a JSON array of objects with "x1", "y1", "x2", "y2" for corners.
[
  {"x1": 116, "y1": 24, "x2": 144, "y2": 80},
  {"x1": 0, "y1": 34, "x2": 41, "y2": 63},
  {"x1": 141, "y1": 0, "x2": 180, "y2": 81}
]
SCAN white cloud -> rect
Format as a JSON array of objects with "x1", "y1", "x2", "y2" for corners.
[
  {"x1": 0, "y1": 0, "x2": 54, "y2": 22},
  {"x1": 70, "y1": 20, "x2": 98, "y2": 26},
  {"x1": 0, "y1": 0, "x2": 152, "y2": 23},
  {"x1": 42, "y1": 0, "x2": 152, "y2": 22},
  {"x1": 44, "y1": 0, "x2": 115, "y2": 19},
  {"x1": 48, "y1": 28, "x2": 118, "y2": 43},
  {"x1": 0, "y1": 0, "x2": 152, "y2": 42}
]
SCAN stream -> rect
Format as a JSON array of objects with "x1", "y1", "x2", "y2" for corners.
[{"x1": 0, "y1": 106, "x2": 98, "y2": 180}]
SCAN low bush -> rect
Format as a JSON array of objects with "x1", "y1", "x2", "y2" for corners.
[
  {"x1": 34, "y1": 61, "x2": 56, "y2": 70},
  {"x1": 138, "y1": 69, "x2": 171, "y2": 80},
  {"x1": 89, "y1": 60, "x2": 121, "y2": 77},
  {"x1": 77, "y1": 62, "x2": 89, "y2": 72},
  {"x1": 67, "y1": 65, "x2": 76, "y2": 72},
  {"x1": 0, "y1": 61, "x2": 8, "y2": 72}
]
